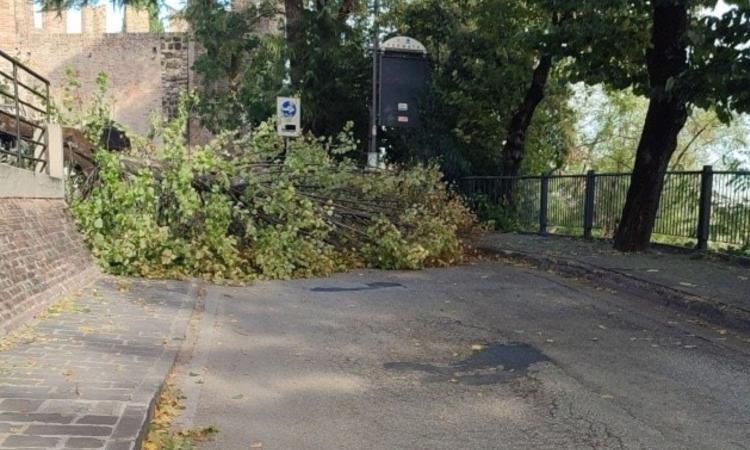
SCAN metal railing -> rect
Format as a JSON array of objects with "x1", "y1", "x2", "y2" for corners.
[
  {"x1": 459, "y1": 167, "x2": 750, "y2": 252},
  {"x1": 0, "y1": 48, "x2": 50, "y2": 172}
]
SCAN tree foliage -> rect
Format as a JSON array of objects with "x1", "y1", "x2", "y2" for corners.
[
  {"x1": 383, "y1": 0, "x2": 576, "y2": 178},
  {"x1": 70, "y1": 98, "x2": 476, "y2": 281},
  {"x1": 42, "y1": 0, "x2": 750, "y2": 254},
  {"x1": 184, "y1": 0, "x2": 285, "y2": 132},
  {"x1": 288, "y1": 0, "x2": 371, "y2": 140}
]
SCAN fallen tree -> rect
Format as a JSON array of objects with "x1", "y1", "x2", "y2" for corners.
[{"x1": 68, "y1": 113, "x2": 477, "y2": 281}]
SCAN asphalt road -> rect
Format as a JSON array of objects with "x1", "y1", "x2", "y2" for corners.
[{"x1": 175, "y1": 261, "x2": 750, "y2": 450}]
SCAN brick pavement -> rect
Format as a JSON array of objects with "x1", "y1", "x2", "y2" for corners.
[{"x1": 0, "y1": 278, "x2": 197, "y2": 450}]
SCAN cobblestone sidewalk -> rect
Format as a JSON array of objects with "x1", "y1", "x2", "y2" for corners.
[{"x1": 0, "y1": 278, "x2": 198, "y2": 450}]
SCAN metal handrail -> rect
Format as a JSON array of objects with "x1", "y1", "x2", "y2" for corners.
[
  {"x1": 0, "y1": 48, "x2": 49, "y2": 87},
  {"x1": 0, "y1": 49, "x2": 51, "y2": 172}
]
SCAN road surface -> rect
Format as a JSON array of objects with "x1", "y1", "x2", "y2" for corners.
[{"x1": 175, "y1": 261, "x2": 750, "y2": 450}]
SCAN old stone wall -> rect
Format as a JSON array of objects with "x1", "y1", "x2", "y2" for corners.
[
  {"x1": 1, "y1": 0, "x2": 194, "y2": 137},
  {"x1": 22, "y1": 32, "x2": 171, "y2": 136},
  {"x1": 0, "y1": 198, "x2": 99, "y2": 336},
  {"x1": 161, "y1": 34, "x2": 190, "y2": 121},
  {"x1": 124, "y1": 5, "x2": 151, "y2": 33}
]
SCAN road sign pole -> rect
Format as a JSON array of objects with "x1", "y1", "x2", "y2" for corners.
[{"x1": 368, "y1": 0, "x2": 380, "y2": 167}]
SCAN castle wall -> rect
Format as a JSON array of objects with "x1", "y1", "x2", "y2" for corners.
[
  {"x1": 23, "y1": 32, "x2": 174, "y2": 136},
  {"x1": 0, "y1": 0, "x2": 194, "y2": 137},
  {"x1": 124, "y1": 5, "x2": 150, "y2": 33},
  {"x1": 82, "y1": 5, "x2": 107, "y2": 36}
]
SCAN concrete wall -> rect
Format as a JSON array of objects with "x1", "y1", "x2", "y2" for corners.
[{"x1": 0, "y1": 164, "x2": 64, "y2": 198}]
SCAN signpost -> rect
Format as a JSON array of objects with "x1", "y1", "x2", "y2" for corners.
[
  {"x1": 368, "y1": 0, "x2": 381, "y2": 167},
  {"x1": 277, "y1": 96, "x2": 301, "y2": 138}
]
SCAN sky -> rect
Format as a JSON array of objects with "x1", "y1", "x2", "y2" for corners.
[
  {"x1": 45, "y1": 0, "x2": 735, "y2": 34},
  {"x1": 106, "y1": 0, "x2": 185, "y2": 32},
  {"x1": 714, "y1": 0, "x2": 732, "y2": 15},
  {"x1": 33, "y1": 0, "x2": 187, "y2": 33}
]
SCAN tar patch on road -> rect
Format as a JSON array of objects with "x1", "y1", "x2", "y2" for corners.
[
  {"x1": 311, "y1": 282, "x2": 405, "y2": 292},
  {"x1": 384, "y1": 343, "x2": 549, "y2": 385}
]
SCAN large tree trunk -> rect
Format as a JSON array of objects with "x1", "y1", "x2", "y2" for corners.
[
  {"x1": 284, "y1": 0, "x2": 304, "y2": 84},
  {"x1": 613, "y1": 1, "x2": 689, "y2": 252},
  {"x1": 499, "y1": 53, "x2": 553, "y2": 204}
]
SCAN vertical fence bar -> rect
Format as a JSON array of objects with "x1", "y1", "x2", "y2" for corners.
[
  {"x1": 12, "y1": 63, "x2": 22, "y2": 167},
  {"x1": 696, "y1": 165, "x2": 714, "y2": 251},
  {"x1": 44, "y1": 82, "x2": 50, "y2": 173},
  {"x1": 583, "y1": 170, "x2": 596, "y2": 239},
  {"x1": 539, "y1": 174, "x2": 549, "y2": 235}
]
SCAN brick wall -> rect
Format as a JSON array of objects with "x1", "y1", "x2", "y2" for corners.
[
  {"x1": 0, "y1": 0, "x2": 16, "y2": 51},
  {"x1": 124, "y1": 5, "x2": 150, "y2": 33},
  {"x1": 0, "y1": 1, "x2": 192, "y2": 137},
  {"x1": 0, "y1": 1, "x2": 223, "y2": 142},
  {"x1": 0, "y1": 199, "x2": 99, "y2": 335},
  {"x1": 82, "y1": 5, "x2": 107, "y2": 35},
  {"x1": 22, "y1": 32, "x2": 169, "y2": 136},
  {"x1": 43, "y1": 10, "x2": 67, "y2": 34}
]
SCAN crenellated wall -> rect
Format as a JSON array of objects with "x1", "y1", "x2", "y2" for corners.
[
  {"x1": 20, "y1": 32, "x2": 190, "y2": 136},
  {"x1": 0, "y1": 0, "x2": 277, "y2": 143},
  {"x1": 0, "y1": 0, "x2": 195, "y2": 137}
]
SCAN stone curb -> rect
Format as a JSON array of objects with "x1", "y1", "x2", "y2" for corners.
[{"x1": 478, "y1": 244, "x2": 750, "y2": 332}]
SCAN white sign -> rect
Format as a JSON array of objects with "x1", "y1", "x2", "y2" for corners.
[
  {"x1": 277, "y1": 97, "x2": 301, "y2": 137},
  {"x1": 381, "y1": 36, "x2": 428, "y2": 54}
]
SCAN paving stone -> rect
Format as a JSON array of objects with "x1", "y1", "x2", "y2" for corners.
[
  {"x1": 1, "y1": 435, "x2": 59, "y2": 448},
  {"x1": 0, "y1": 400, "x2": 42, "y2": 412},
  {"x1": 104, "y1": 441, "x2": 134, "y2": 450},
  {"x1": 65, "y1": 437, "x2": 106, "y2": 448},
  {"x1": 0, "y1": 279, "x2": 196, "y2": 449},
  {"x1": 24, "y1": 424, "x2": 112, "y2": 436},
  {"x1": 110, "y1": 415, "x2": 144, "y2": 440},
  {"x1": 76, "y1": 416, "x2": 119, "y2": 426},
  {"x1": 0, "y1": 412, "x2": 74, "y2": 424}
]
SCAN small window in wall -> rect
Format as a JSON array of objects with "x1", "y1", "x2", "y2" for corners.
[
  {"x1": 33, "y1": 3, "x2": 43, "y2": 29},
  {"x1": 67, "y1": 8, "x2": 82, "y2": 33}
]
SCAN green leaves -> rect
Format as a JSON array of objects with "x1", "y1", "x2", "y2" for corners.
[
  {"x1": 70, "y1": 100, "x2": 475, "y2": 281},
  {"x1": 186, "y1": 0, "x2": 286, "y2": 132}
]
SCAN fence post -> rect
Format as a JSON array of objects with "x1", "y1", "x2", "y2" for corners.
[
  {"x1": 583, "y1": 170, "x2": 596, "y2": 239},
  {"x1": 12, "y1": 63, "x2": 22, "y2": 167},
  {"x1": 696, "y1": 165, "x2": 713, "y2": 251},
  {"x1": 539, "y1": 174, "x2": 549, "y2": 235}
]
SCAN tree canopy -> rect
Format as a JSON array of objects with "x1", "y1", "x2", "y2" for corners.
[{"x1": 40, "y1": 0, "x2": 750, "y2": 252}]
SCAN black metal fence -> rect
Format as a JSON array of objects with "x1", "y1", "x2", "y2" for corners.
[
  {"x1": 459, "y1": 167, "x2": 750, "y2": 252},
  {"x1": 0, "y1": 48, "x2": 50, "y2": 172}
]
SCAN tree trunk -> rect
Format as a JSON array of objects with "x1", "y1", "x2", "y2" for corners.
[
  {"x1": 613, "y1": 1, "x2": 689, "y2": 252},
  {"x1": 284, "y1": 0, "x2": 304, "y2": 84},
  {"x1": 499, "y1": 53, "x2": 553, "y2": 204}
]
